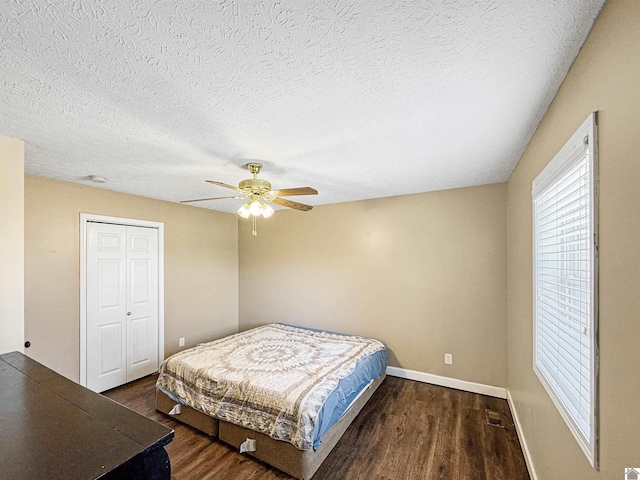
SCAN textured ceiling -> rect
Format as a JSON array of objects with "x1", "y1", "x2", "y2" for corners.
[{"x1": 1, "y1": 0, "x2": 605, "y2": 213}]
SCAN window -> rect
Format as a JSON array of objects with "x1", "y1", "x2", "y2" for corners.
[{"x1": 532, "y1": 112, "x2": 598, "y2": 468}]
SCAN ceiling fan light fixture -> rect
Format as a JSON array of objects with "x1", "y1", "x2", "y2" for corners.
[
  {"x1": 237, "y1": 202, "x2": 251, "y2": 218},
  {"x1": 249, "y1": 199, "x2": 263, "y2": 216},
  {"x1": 262, "y1": 204, "x2": 275, "y2": 218},
  {"x1": 187, "y1": 164, "x2": 317, "y2": 235}
]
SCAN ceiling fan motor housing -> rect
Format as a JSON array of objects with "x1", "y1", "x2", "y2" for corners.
[
  {"x1": 240, "y1": 163, "x2": 271, "y2": 195},
  {"x1": 239, "y1": 178, "x2": 271, "y2": 195}
]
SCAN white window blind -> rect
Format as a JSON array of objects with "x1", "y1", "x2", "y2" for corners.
[{"x1": 532, "y1": 112, "x2": 598, "y2": 468}]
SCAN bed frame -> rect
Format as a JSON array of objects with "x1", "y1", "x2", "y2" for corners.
[{"x1": 156, "y1": 373, "x2": 385, "y2": 479}]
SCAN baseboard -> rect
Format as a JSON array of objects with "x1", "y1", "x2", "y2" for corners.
[
  {"x1": 507, "y1": 389, "x2": 539, "y2": 480},
  {"x1": 385, "y1": 366, "x2": 507, "y2": 399}
]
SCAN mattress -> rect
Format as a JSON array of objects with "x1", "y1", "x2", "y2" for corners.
[{"x1": 156, "y1": 323, "x2": 387, "y2": 450}]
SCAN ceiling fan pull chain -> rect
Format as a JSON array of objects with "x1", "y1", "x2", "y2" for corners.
[{"x1": 252, "y1": 216, "x2": 258, "y2": 237}]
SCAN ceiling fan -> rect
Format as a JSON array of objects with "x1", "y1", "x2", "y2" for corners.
[{"x1": 181, "y1": 163, "x2": 318, "y2": 236}]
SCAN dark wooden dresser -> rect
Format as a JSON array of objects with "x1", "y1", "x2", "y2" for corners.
[{"x1": 0, "y1": 352, "x2": 173, "y2": 479}]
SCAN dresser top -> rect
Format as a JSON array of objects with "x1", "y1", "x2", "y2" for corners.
[{"x1": 0, "y1": 352, "x2": 173, "y2": 479}]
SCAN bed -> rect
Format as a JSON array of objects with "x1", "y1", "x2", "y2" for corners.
[{"x1": 155, "y1": 323, "x2": 387, "y2": 479}]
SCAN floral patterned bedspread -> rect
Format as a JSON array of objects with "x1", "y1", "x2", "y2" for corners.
[{"x1": 156, "y1": 323, "x2": 385, "y2": 450}]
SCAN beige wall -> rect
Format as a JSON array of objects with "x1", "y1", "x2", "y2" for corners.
[
  {"x1": 239, "y1": 183, "x2": 508, "y2": 388},
  {"x1": 507, "y1": 0, "x2": 640, "y2": 477},
  {"x1": 0, "y1": 135, "x2": 25, "y2": 354},
  {"x1": 25, "y1": 175, "x2": 239, "y2": 381}
]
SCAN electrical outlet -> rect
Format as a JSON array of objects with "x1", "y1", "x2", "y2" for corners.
[
  {"x1": 179, "y1": 337, "x2": 185, "y2": 347},
  {"x1": 444, "y1": 353, "x2": 453, "y2": 365}
]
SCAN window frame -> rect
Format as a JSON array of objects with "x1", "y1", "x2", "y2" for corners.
[{"x1": 531, "y1": 112, "x2": 599, "y2": 468}]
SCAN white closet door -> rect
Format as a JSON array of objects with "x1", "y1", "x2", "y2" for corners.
[
  {"x1": 86, "y1": 223, "x2": 127, "y2": 392},
  {"x1": 86, "y1": 222, "x2": 160, "y2": 392},
  {"x1": 126, "y1": 226, "x2": 159, "y2": 381}
]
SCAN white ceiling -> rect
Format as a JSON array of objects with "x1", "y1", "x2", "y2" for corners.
[{"x1": 1, "y1": 0, "x2": 605, "y2": 214}]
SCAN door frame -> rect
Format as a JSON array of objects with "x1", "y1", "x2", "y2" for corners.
[{"x1": 79, "y1": 213, "x2": 165, "y2": 387}]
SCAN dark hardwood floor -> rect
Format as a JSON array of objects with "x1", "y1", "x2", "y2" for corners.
[{"x1": 103, "y1": 375, "x2": 529, "y2": 480}]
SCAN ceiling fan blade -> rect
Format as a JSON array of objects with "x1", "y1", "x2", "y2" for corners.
[
  {"x1": 271, "y1": 197, "x2": 313, "y2": 211},
  {"x1": 205, "y1": 180, "x2": 243, "y2": 193},
  {"x1": 270, "y1": 187, "x2": 318, "y2": 197},
  {"x1": 181, "y1": 196, "x2": 243, "y2": 203}
]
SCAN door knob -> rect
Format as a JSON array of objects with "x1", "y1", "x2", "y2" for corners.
[{"x1": 127, "y1": 312, "x2": 131, "y2": 315}]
